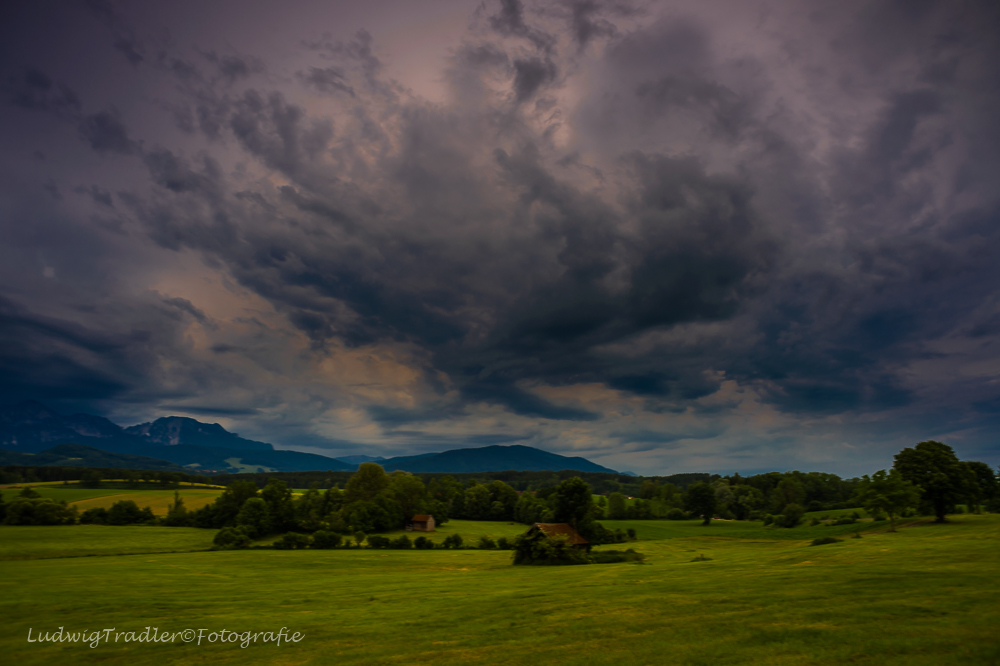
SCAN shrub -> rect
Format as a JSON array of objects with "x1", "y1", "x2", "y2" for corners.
[
  {"x1": 274, "y1": 533, "x2": 311, "y2": 550},
  {"x1": 367, "y1": 536, "x2": 391, "y2": 549},
  {"x1": 311, "y1": 530, "x2": 342, "y2": 549},
  {"x1": 3, "y1": 497, "x2": 77, "y2": 525},
  {"x1": 830, "y1": 517, "x2": 857, "y2": 526},
  {"x1": 79, "y1": 507, "x2": 109, "y2": 525},
  {"x1": 390, "y1": 535, "x2": 412, "y2": 549},
  {"x1": 441, "y1": 534, "x2": 464, "y2": 549},
  {"x1": 413, "y1": 536, "x2": 434, "y2": 549},
  {"x1": 511, "y1": 531, "x2": 588, "y2": 566},
  {"x1": 810, "y1": 537, "x2": 843, "y2": 546},
  {"x1": 807, "y1": 500, "x2": 823, "y2": 513},
  {"x1": 477, "y1": 536, "x2": 496, "y2": 550},
  {"x1": 590, "y1": 549, "x2": 646, "y2": 564},
  {"x1": 213, "y1": 527, "x2": 250, "y2": 549},
  {"x1": 665, "y1": 508, "x2": 687, "y2": 520},
  {"x1": 496, "y1": 536, "x2": 511, "y2": 550},
  {"x1": 809, "y1": 517, "x2": 821, "y2": 526},
  {"x1": 763, "y1": 514, "x2": 774, "y2": 526},
  {"x1": 778, "y1": 503, "x2": 804, "y2": 528},
  {"x1": 626, "y1": 528, "x2": 637, "y2": 540},
  {"x1": 106, "y1": 500, "x2": 155, "y2": 526}
]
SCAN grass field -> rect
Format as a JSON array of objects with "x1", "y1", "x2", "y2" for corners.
[
  {"x1": 2, "y1": 485, "x2": 226, "y2": 515},
  {"x1": 1, "y1": 514, "x2": 998, "y2": 664},
  {"x1": 0, "y1": 525, "x2": 216, "y2": 560}
]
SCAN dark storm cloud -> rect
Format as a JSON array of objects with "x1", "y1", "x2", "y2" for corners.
[
  {"x1": 487, "y1": 0, "x2": 556, "y2": 52},
  {"x1": 3, "y1": 68, "x2": 81, "y2": 116},
  {"x1": 74, "y1": 185, "x2": 114, "y2": 207},
  {"x1": 299, "y1": 67, "x2": 356, "y2": 97},
  {"x1": 512, "y1": 57, "x2": 557, "y2": 101},
  {"x1": 78, "y1": 108, "x2": 138, "y2": 155}
]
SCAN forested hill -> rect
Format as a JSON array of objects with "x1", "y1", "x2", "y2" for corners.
[{"x1": 379, "y1": 445, "x2": 620, "y2": 474}]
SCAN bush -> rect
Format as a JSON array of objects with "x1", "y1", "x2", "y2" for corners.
[
  {"x1": 107, "y1": 500, "x2": 155, "y2": 526},
  {"x1": 496, "y1": 536, "x2": 511, "y2": 550},
  {"x1": 79, "y1": 507, "x2": 109, "y2": 525},
  {"x1": 763, "y1": 514, "x2": 774, "y2": 526},
  {"x1": 807, "y1": 500, "x2": 823, "y2": 513},
  {"x1": 367, "y1": 536, "x2": 391, "y2": 549},
  {"x1": 511, "y1": 531, "x2": 588, "y2": 566},
  {"x1": 311, "y1": 530, "x2": 342, "y2": 549},
  {"x1": 830, "y1": 517, "x2": 857, "y2": 526},
  {"x1": 626, "y1": 528, "x2": 637, "y2": 540},
  {"x1": 810, "y1": 537, "x2": 843, "y2": 546},
  {"x1": 390, "y1": 535, "x2": 412, "y2": 550},
  {"x1": 809, "y1": 517, "x2": 821, "y2": 526},
  {"x1": 477, "y1": 536, "x2": 496, "y2": 550},
  {"x1": 213, "y1": 527, "x2": 250, "y2": 549},
  {"x1": 274, "y1": 533, "x2": 311, "y2": 550},
  {"x1": 665, "y1": 508, "x2": 686, "y2": 520},
  {"x1": 778, "y1": 503, "x2": 804, "y2": 528},
  {"x1": 590, "y1": 548, "x2": 645, "y2": 564},
  {"x1": 441, "y1": 534, "x2": 464, "y2": 549},
  {"x1": 4, "y1": 497, "x2": 77, "y2": 525},
  {"x1": 413, "y1": 536, "x2": 434, "y2": 550}
]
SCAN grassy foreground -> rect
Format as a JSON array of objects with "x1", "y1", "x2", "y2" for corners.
[{"x1": 1, "y1": 515, "x2": 998, "y2": 665}]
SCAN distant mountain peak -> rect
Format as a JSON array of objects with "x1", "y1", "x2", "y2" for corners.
[{"x1": 125, "y1": 416, "x2": 273, "y2": 451}]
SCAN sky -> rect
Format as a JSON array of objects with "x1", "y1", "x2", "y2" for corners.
[{"x1": 1, "y1": 0, "x2": 999, "y2": 477}]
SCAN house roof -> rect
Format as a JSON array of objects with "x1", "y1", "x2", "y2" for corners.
[
  {"x1": 529, "y1": 522, "x2": 588, "y2": 545},
  {"x1": 412, "y1": 515, "x2": 433, "y2": 522}
]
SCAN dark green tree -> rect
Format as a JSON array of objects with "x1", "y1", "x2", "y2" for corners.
[
  {"x1": 684, "y1": 482, "x2": 717, "y2": 525},
  {"x1": 855, "y1": 469, "x2": 921, "y2": 532},
  {"x1": 894, "y1": 441, "x2": 968, "y2": 522},
  {"x1": 261, "y1": 479, "x2": 295, "y2": 532},
  {"x1": 235, "y1": 497, "x2": 271, "y2": 539},
  {"x1": 213, "y1": 480, "x2": 260, "y2": 527},
  {"x1": 345, "y1": 463, "x2": 390, "y2": 503},
  {"x1": 607, "y1": 492, "x2": 627, "y2": 520},
  {"x1": 551, "y1": 477, "x2": 595, "y2": 535},
  {"x1": 387, "y1": 472, "x2": 427, "y2": 524},
  {"x1": 462, "y1": 484, "x2": 492, "y2": 520}
]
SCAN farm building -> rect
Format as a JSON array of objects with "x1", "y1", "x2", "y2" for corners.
[
  {"x1": 408, "y1": 514, "x2": 436, "y2": 532},
  {"x1": 525, "y1": 522, "x2": 588, "y2": 548}
]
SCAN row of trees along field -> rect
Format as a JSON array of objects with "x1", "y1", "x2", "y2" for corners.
[{"x1": 2, "y1": 442, "x2": 997, "y2": 537}]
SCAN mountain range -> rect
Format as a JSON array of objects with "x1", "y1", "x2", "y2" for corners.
[{"x1": 0, "y1": 401, "x2": 622, "y2": 475}]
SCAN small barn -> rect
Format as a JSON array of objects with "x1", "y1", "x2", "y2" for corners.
[
  {"x1": 408, "y1": 514, "x2": 436, "y2": 532},
  {"x1": 525, "y1": 522, "x2": 588, "y2": 549}
]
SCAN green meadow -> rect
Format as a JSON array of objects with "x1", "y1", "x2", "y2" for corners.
[
  {"x1": 2, "y1": 514, "x2": 998, "y2": 665},
  {"x1": 2, "y1": 484, "x2": 226, "y2": 515}
]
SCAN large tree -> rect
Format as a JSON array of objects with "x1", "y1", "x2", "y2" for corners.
[
  {"x1": 893, "y1": 441, "x2": 967, "y2": 522},
  {"x1": 551, "y1": 477, "x2": 594, "y2": 534},
  {"x1": 855, "y1": 469, "x2": 921, "y2": 532},
  {"x1": 684, "y1": 481, "x2": 717, "y2": 526},
  {"x1": 344, "y1": 463, "x2": 390, "y2": 503}
]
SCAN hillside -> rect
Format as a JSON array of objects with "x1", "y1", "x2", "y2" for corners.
[
  {"x1": 0, "y1": 443, "x2": 188, "y2": 471},
  {"x1": 380, "y1": 444, "x2": 619, "y2": 474}
]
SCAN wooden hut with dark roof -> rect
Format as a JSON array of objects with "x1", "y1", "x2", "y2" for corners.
[
  {"x1": 525, "y1": 522, "x2": 588, "y2": 548},
  {"x1": 408, "y1": 515, "x2": 436, "y2": 532}
]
